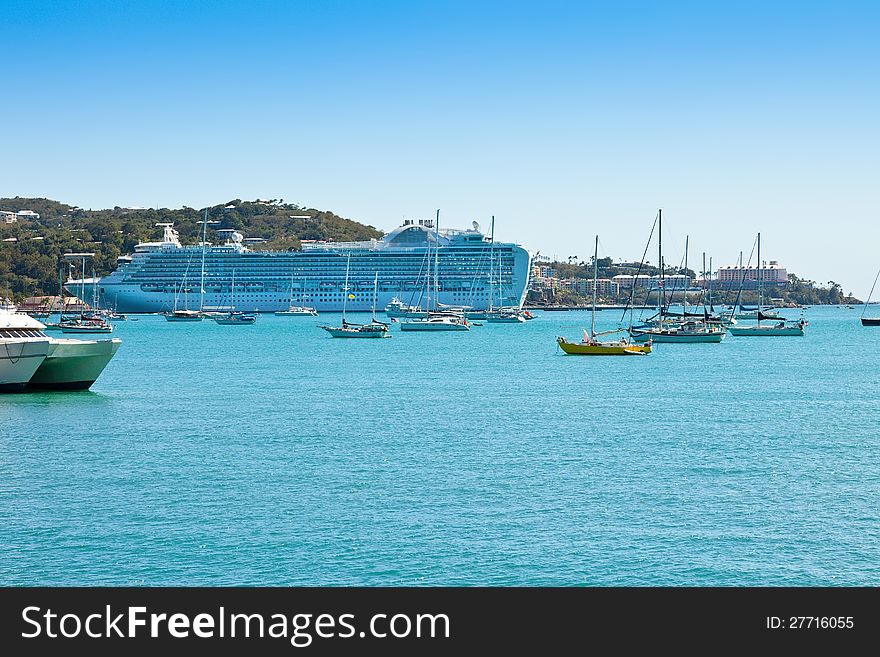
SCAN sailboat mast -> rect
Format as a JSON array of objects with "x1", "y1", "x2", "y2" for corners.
[
  {"x1": 863, "y1": 268, "x2": 880, "y2": 318},
  {"x1": 489, "y1": 215, "x2": 495, "y2": 311},
  {"x1": 372, "y1": 271, "x2": 378, "y2": 321},
  {"x1": 757, "y1": 232, "x2": 762, "y2": 324},
  {"x1": 342, "y1": 254, "x2": 351, "y2": 320},
  {"x1": 80, "y1": 256, "x2": 86, "y2": 319},
  {"x1": 200, "y1": 208, "x2": 208, "y2": 312},
  {"x1": 231, "y1": 268, "x2": 235, "y2": 310},
  {"x1": 683, "y1": 235, "x2": 688, "y2": 314},
  {"x1": 706, "y1": 253, "x2": 712, "y2": 310},
  {"x1": 434, "y1": 209, "x2": 440, "y2": 311},
  {"x1": 658, "y1": 209, "x2": 663, "y2": 316},
  {"x1": 591, "y1": 235, "x2": 598, "y2": 338}
]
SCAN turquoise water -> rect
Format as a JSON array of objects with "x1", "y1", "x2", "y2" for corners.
[{"x1": 2, "y1": 306, "x2": 879, "y2": 586}]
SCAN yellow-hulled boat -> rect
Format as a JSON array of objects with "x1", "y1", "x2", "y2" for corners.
[
  {"x1": 557, "y1": 334, "x2": 652, "y2": 355},
  {"x1": 555, "y1": 234, "x2": 652, "y2": 356}
]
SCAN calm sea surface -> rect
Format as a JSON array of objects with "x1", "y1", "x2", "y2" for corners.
[{"x1": 2, "y1": 306, "x2": 878, "y2": 585}]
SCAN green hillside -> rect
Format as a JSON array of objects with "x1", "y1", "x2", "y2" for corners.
[{"x1": 0, "y1": 197, "x2": 382, "y2": 298}]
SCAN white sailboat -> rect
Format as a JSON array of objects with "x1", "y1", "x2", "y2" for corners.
[
  {"x1": 163, "y1": 275, "x2": 202, "y2": 321},
  {"x1": 860, "y1": 268, "x2": 880, "y2": 326},
  {"x1": 165, "y1": 209, "x2": 211, "y2": 321},
  {"x1": 629, "y1": 211, "x2": 725, "y2": 343},
  {"x1": 275, "y1": 275, "x2": 318, "y2": 316},
  {"x1": 485, "y1": 217, "x2": 526, "y2": 323},
  {"x1": 59, "y1": 254, "x2": 113, "y2": 334},
  {"x1": 384, "y1": 297, "x2": 427, "y2": 318},
  {"x1": 213, "y1": 269, "x2": 257, "y2": 325},
  {"x1": 729, "y1": 233, "x2": 806, "y2": 336},
  {"x1": 320, "y1": 257, "x2": 390, "y2": 337},
  {"x1": 400, "y1": 210, "x2": 470, "y2": 332}
]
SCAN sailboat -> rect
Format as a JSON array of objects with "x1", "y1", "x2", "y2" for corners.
[
  {"x1": 163, "y1": 275, "x2": 202, "y2": 321},
  {"x1": 729, "y1": 233, "x2": 806, "y2": 336},
  {"x1": 165, "y1": 209, "x2": 209, "y2": 321},
  {"x1": 557, "y1": 236, "x2": 651, "y2": 355},
  {"x1": 213, "y1": 269, "x2": 257, "y2": 325},
  {"x1": 860, "y1": 268, "x2": 880, "y2": 326},
  {"x1": 385, "y1": 297, "x2": 427, "y2": 318},
  {"x1": 400, "y1": 210, "x2": 470, "y2": 332},
  {"x1": 628, "y1": 211, "x2": 726, "y2": 343},
  {"x1": 319, "y1": 258, "x2": 390, "y2": 338},
  {"x1": 485, "y1": 220, "x2": 525, "y2": 323},
  {"x1": 59, "y1": 255, "x2": 113, "y2": 334},
  {"x1": 275, "y1": 276, "x2": 318, "y2": 316}
]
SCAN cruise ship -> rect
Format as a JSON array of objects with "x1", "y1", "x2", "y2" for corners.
[{"x1": 71, "y1": 219, "x2": 532, "y2": 314}]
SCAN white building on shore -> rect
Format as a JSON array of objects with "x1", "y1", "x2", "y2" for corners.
[
  {"x1": 717, "y1": 260, "x2": 788, "y2": 286},
  {"x1": 1, "y1": 209, "x2": 41, "y2": 223}
]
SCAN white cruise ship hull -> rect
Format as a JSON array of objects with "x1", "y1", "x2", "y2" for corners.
[
  {"x1": 70, "y1": 220, "x2": 533, "y2": 314},
  {"x1": 84, "y1": 286, "x2": 529, "y2": 315}
]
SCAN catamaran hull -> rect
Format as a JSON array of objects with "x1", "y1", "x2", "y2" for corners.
[
  {"x1": 27, "y1": 338, "x2": 121, "y2": 390},
  {"x1": 0, "y1": 340, "x2": 51, "y2": 391}
]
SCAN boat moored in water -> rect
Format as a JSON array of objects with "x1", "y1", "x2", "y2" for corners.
[
  {"x1": 276, "y1": 306, "x2": 318, "y2": 316},
  {"x1": 320, "y1": 319, "x2": 390, "y2": 338},
  {"x1": 385, "y1": 297, "x2": 427, "y2": 318},
  {"x1": 557, "y1": 235, "x2": 651, "y2": 356},
  {"x1": 320, "y1": 265, "x2": 391, "y2": 338},
  {"x1": 399, "y1": 312, "x2": 470, "y2": 331},
  {"x1": 728, "y1": 234, "x2": 806, "y2": 337},
  {"x1": 213, "y1": 311, "x2": 257, "y2": 325},
  {"x1": 557, "y1": 333, "x2": 651, "y2": 355},
  {"x1": 627, "y1": 212, "x2": 726, "y2": 344},
  {"x1": 630, "y1": 320, "x2": 726, "y2": 343},
  {"x1": 27, "y1": 336, "x2": 122, "y2": 390},
  {"x1": 485, "y1": 309, "x2": 526, "y2": 323},
  {"x1": 860, "y1": 267, "x2": 880, "y2": 326},
  {"x1": 58, "y1": 317, "x2": 114, "y2": 334},
  {"x1": 0, "y1": 311, "x2": 52, "y2": 392},
  {"x1": 163, "y1": 309, "x2": 203, "y2": 322},
  {"x1": 728, "y1": 318, "x2": 806, "y2": 336}
]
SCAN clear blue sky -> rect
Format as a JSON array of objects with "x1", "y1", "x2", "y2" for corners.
[{"x1": 3, "y1": 1, "x2": 878, "y2": 294}]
